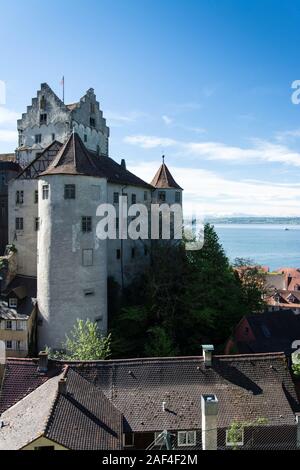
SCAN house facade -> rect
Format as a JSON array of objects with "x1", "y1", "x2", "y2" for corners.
[{"x1": 0, "y1": 274, "x2": 37, "y2": 357}]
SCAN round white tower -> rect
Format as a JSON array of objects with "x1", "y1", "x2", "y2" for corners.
[{"x1": 37, "y1": 133, "x2": 107, "y2": 350}]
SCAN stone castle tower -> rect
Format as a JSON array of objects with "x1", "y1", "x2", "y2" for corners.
[
  {"x1": 16, "y1": 83, "x2": 109, "y2": 167},
  {"x1": 1, "y1": 83, "x2": 183, "y2": 352},
  {"x1": 37, "y1": 133, "x2": 108, "y2": 349}
]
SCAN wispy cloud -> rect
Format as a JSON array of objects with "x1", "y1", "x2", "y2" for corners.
[
  {"x1": 161, "y1": 115, "x2": 206, "y2": 134},
  {"x1": 162, "y1": 115, "x2": 173, "y2": 125},
  {"x1": 124, "y1": 135, "x2": 177, "y2": 149},
  {"x1": 124, "y1": 134, "x2": 300, "y2": 166},
  {"x1": 0, "y1": 107, "x2": 19, "y2": 125},
  {"x1": 275, "y1": 128, "x2": 300, "y2": 142},
  {"x1": 105, "y1": 110, "x2": 148, "y2": 127},
  {"x1": 128, "y1": 160, "x2": 300, "y2": 217}
]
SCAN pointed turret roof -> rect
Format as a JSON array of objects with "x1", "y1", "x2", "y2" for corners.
[
  {"x1": 40, "y1": 132, "x2": 99, "y2": 177},
  {"x1": 150, "y1": 156, "x2": 182, "y2": 190}
]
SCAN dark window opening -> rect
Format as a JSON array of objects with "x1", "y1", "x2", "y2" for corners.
[
  {"x1": 40, "y1": 113, "x2": 47, "y2": 125},
  {"x1": 16, "y1": 217, "x2": 23, "y2": 230},
  {"x1": 64, "y1": 184, "x2": 76, "y2": 199},
  {"x1": 82, "y1": 216, "x2": 92, "y2": 233}
]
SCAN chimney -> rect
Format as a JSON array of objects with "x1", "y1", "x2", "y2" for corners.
[
  {"x1": 58, "y1": 378, "x2": 67, "y2": 395},
  {"x1": 121, "y1": 158, "x2": 126, "y2": 169},
  {"x1": 287, "y1": 274, "x2": 292, "y2": 289},
  {"x1": 202, "y1": 344, "x2": 214, "y2": 367},
  {"x1": 38, "y1": 351, "x2": 48, "y2": 373},
  {"x1": 201, "y1": 394, "x2": 218, "y2": 450}
]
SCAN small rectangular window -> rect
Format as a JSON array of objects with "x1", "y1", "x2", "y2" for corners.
[
  {"x1": 144, "y1": 191, "x2": 148, "y2": 201},
  {"x1": 90, "y1": 103, "x2": 95, "y2": 114},
  {"x1": 158, "y1": 191, "x2": 166, "y2": 202},
  {"x1": 177, "y1": 431, "x2": 196, "y2": 447},
  {"x1": 34, "y1": 446, "x2": 55, "y2": 451},
  {"x1": 64, "y1": 184, "x2": 76, "y2": 199},
  {"x1": 116, "y1": 249, "x2": 121, "y2": 260},
  {"x1": 34, "y1": 190, "x2": 38, "y2": 204},
  {"x1": 131, "y1": 194, "x2": 136, "y2": 204},
  {"x1": 84, "y1": 134, "x2": 87, "y2": 143},
  {"x1": 113, "y1": 192, "x2": 119, "y2": 204},
  {"x1": 144, "y1": 245, "x2": 148, "y2": 256},
  {"x1": 175, "y1": 192, "x2": 181, "y2": 203},
  {"x1": 9, "y1": 298, "x2": 18, "y2": 308},
  {"x1": 6, "y1": 340, "x2": 12, "y2": 350},
  {"x1": 90, "y1": 117, "x2": 96, "y2": 128},
  {"x1": 16, "y1": 320, "x2": 24, "y2": 331},
  {"x1": 35, "y1": 134, "x2": 42, "y2": 144},
  {"x1": 52, "y1": 133, "x2": 55, "y2": 141},
  {"x1": 16, "y1": 190, "x2": 24, "y2": 205},
  {"x1": 35, "y1": 217, "x2": 40, "y2": 231},
  {"x1": 82, "y1": 216, "x2": 92, "y2": 233},
  {"x1": 5, "y1": 320, "x2": 12, "y2": 330},
  {"x1": 82, "y1": 249, "x2": 93, "y2": 267},
  {"x1": 15, "y1": 217, "x2": 24, "y2": 231},
  {"x1": 40, "y1": 114, "x2": 47, "y2": 125},
  {"x1": 42, "y1": 185, "x2": 49, "y2": 200},
  {"x1": 131, "y1": 248, "x2": 135, "y2": 259},
  {"x1": 123, "y1": 433, "x2": 134, "y2": 447}
]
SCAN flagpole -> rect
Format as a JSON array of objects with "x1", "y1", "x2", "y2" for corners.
[{"x1": 62, "y1": 76, "x2": 65, "y2": 104}]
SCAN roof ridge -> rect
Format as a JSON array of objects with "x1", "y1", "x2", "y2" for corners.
[{"x1": 43, "y1": 367, "x2": 68, "y2": 435}]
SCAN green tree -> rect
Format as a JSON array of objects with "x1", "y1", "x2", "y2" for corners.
[
  {"x1": 233, "y1": 258, "x2": 268, "y2": 312},
  {"x1": 110, "y1": 224, "x2": 265, "y2": 358},
  {"x1": 47, "y1": 319, "x2": 111, "y2": 360},
  {"x1": 144, "y1": 326, "x2": 178, "y2": 357},
  {"x1": 179, "y1": 224, "x2": 247, "y2": 353}
]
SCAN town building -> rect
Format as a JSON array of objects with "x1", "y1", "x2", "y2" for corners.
[
  {"x1": 0, "y1": 274, "x2": 37, "y2": 357},
  {"x1": 0, "y1": 83, "x2": 183, "y2": 352},
  {"x1": 225, "y1": 309, "x2": 300, "y2": 356},
  {"x1": 0, "y1": 348, "x2": 299, "y2": 450}
]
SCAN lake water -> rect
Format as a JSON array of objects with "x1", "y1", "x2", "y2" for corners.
[{"x1": 213, "y1": 224, "x2": 300, "y2": 271}]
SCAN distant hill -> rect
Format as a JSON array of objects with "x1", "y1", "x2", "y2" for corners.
[{"x1": 205, "y1": 217, "x2": 300, "y2": 225}]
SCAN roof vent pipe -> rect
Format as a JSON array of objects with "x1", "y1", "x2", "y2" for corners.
[
  {"x1": 38, "y1": 351, "x2": 48, "y2": 373},
  {"x1": 58, "y1": 378, "x2": 67, "y2": 395},
  {"x1": 201, "y1": 394, "x2": 218, "y2": 450},
  {"x1": 202, "y1": 344, "x2": 214, "y2": 367}
]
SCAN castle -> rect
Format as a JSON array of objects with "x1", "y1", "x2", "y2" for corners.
[{"x1": 0, "y1": 83, "x2": 183, "y2": 353}]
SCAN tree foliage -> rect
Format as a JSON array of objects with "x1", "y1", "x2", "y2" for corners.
[
  {"x1": 47, "y1": 319, "x2": 111, "y2": 360},
  {"x1": 110, "y1": 224, "x2": 266, "y2": 358}
]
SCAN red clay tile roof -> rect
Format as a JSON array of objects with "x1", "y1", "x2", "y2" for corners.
[
  {"x1": 39, "y1": 132, "x2": 153, "y2": 188},
  {"x1": 151, "y1": 162, "x2": 182, "y2": 190},
  {"x1": 2, "y1": 353, "x2": 297, "y2": 436},
  {"x1": 0, "y1": 358, "x2": 63, "y2": 414},
  {"x1": 69, "y1": 353, "x2": 299, "y2": 432},
  {"x1": 40, "y1": 132, "x2": 99, "y2": 177},
  {"x1": 45, "y1": 368, "x2": 122, "y2": 450}
]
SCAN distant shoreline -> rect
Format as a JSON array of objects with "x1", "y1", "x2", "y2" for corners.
[{"x1": 205, "y1": 217, "x2": 300, "y2": 225}]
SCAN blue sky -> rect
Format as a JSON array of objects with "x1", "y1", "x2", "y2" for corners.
[{"x1": 2, "y1": 0, "x2": 300, "y2": 216}]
